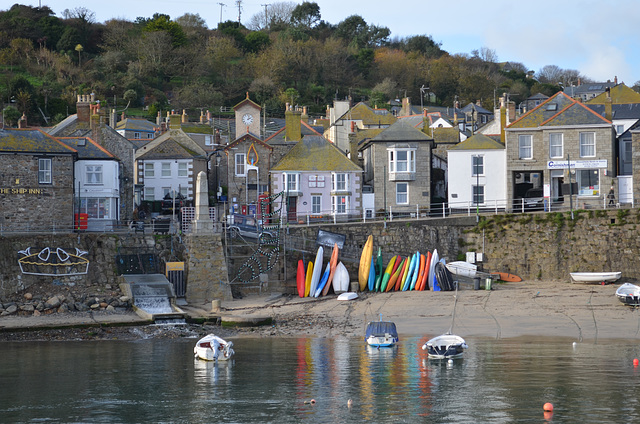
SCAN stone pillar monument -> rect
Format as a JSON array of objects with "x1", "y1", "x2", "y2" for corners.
[{"x1": 191, "y1": 171, "x2": 214, "y2": 234}]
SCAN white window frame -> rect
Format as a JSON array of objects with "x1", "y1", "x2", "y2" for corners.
[
  {"x1": 283, "y1": 173, "x2": 300, "y2": 192},
  {"x1": 579, "y1": 132, "x2": 596, "y2": 157},
  {"x1": 235, "y1": 153, "x2": 246, "y2": 176},
  {"x1": 85, "y1": 164, "x2": 103, "y2": 184},
  {"x1": 576, "y1": 169, "x2": 600, "y2": 196},
  {"x1": 549, "y1": 133, "x2": 563, "y2": 158},
  {"x1": 332, "y1": 195, "x2": 348, "y2": 214},
  {"x1": 38, "y1": 158, "x2": 52, "y2": 184},
  {"x1": 178, "y1": 162, "x2": 188, "y2": 177},
  {"x1": 388, "y1": 148, "x2": 416, "y2": 173},
  {"x1": 311, "y1": 195, "x2": 321, "y2": 214},
  {"x1": 473, "y1": 184, "x2": 485, "y2": 205},
  {"x1": 519, "y1": 134, "x2": 532, "y2": 159},
  {"x1": 204, "y1": 135, "x2": 213, "y2": 146},
  {"x1": 309, "y1": 175, "x2": 325, "y2": 188},
  {"x1": 472, "y1": 155, "x2": 483, "y2": 176},
  {"x1": 332, "y1": 173, "x2": 348, "y2": 191},
  {"x1": 144, "y1": 187, "x2": 155, "y2": 201},
  {"x1": 161, "y1": 162, "x2": 171, "y2": 177},
  {"x1": 144, "y1": 163, "x2": 155, "y2": 178},
  {"x1": 396, "y1": 182, "x2": 408, "y2": 204}
]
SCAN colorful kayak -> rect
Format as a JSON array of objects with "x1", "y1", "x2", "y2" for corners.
[
  {"x1": 412, "y1": 253, "x2": 426, "y2": 291},
  {"x1": 418, "y1": 251, "x2": 432, "y2": 291},
  {"x1": 368, "y1": 256, "x2": 375, "y2": 291},
  {"x1": 374, "y1": 247, "x2": 383, "y2": 292},
  {"x1": 322, "y1": 243, "x2": 339, "y2": 296},
  {"x1": 297, "y1": 259, "x2": 305, "y2": 298},
  {"x1": 358, "y1": 235, "x2": 374, "y2": 291},
  {"x1": 395, "y1": 257, "x2": 410, "y2": 291},
  {"x1": 305, "y1": 261, "x2": 314, "y2": 297},
  {"x1": 315, "y1": 263, "x2": 331, "y2": 297},
  {"x1": 388, "y1": 256, "x2": 405, "y2": 292},
  {"x1": 309, "y1": 246, "x2": 324, "y2": 296},
  {"x1": 380, "y1": 255, "x2": 397, "y2": 292}
]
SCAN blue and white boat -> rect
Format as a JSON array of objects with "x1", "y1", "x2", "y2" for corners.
[
  {"x1": 365, "y1": 318, "x2": 399, "y2": 347},
  {"x1": 422, "y1": 333, "x2": 468, "y2": 359}
]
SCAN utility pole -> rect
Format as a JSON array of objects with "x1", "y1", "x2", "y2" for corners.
[
  {"x1": 217, "y1": 2, "x2": 225, "y2": 25},
  {"x1": 235, "y1": 0, "x2": 242, "y2": 24},
  {"x1": 261, "y1": 4, "x2": 270, "y2": 30}
]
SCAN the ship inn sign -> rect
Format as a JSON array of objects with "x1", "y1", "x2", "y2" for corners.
[{"x1": 547, "y1": 160, "x2": 607, "y2": 169}]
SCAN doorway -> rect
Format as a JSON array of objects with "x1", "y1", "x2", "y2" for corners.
[{"x1": 550, "y1": 170, "x2": 564, "y2": 203}]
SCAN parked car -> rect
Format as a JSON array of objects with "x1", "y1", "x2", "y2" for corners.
[
  {"x1": 227, "y1": 214, "x2": 275, "y2": 239},
  {"x1": 161, "y1": 193, "x2": 189, "y2": 214},
  {"x1": 523, "y1": 188, "x2": 545, "y2": 211}
]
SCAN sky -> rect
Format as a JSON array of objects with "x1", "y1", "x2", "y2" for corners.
[{"x1": 21, "y1": 0, "x2": 640, "y2": 85}]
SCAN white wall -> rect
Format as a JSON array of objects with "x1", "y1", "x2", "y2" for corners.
[
  {"x1": 447, "y1": 149, "x2": 506, "y2": 208},
  {"x1": 141, "y1": 159, "x2": 193, "y2": 201}
]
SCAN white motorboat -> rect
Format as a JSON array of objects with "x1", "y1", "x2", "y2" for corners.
[
  {"x1": 615, "y1": 283, "x2": 640, "y2": 306},
  {"x1": 445, "y1": 261, "x2": 477, "y2": 278},
  {"x1": 365, "y1": 318, "x2": 399, "y2": 347},
  {"x1": 194, "y1": 334, "x2": 235, "y2": 361},
  {"x1": 422, "y1": 333, "x2": 468, "y2": 359},
  {"x1": 570, "y1": 272, "x2": 621, "y2": 283}
]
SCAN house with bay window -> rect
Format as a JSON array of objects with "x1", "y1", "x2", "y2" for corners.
[
  {"x1": 58, "y1": 137, "x2": 122, "y2": 231},
  {"x1": 359, "y1": 119, "x2": 434, "y2": 216},
  {"x1": 505, "y1": 91, "x2": 615, "y2": 211},
  {"x1": 270, "y1": 136, "x2": 363, "y2": 222}
]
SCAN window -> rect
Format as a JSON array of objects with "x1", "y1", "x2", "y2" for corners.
[
  {"x1": 616, "y1": 125, "x2": 625, "y2": 135},
  {"x1": 473, "y1": 185, "x2": 484, "y2": 205},
  {"x1": 332, "y1": 195, "x2": 348, "y2": 214},
  {"x1": 84, "y1": 198, "x2": 109, "y2": 219},
  {"x1": 312, "y1": 195, "x2": 321, "y2": 214},
  {"x1": 147, "y1": 133, "x2": 153, "y2": 139},
  {"x1": 134, "y1": 132, "x2": 140, "y2": 139},
  {"x1": 163, "y1": 187, "x2": 171, "y2": 197},
  {"x1": 161, "y1": 162, "x2": 171, "y2": 177},
  {"x1": 388, "y1": 149, "x2": 415, "y2": 173},
  {"x1": 144, "y1": 163, "x2": 155, "y2": 178},
  {"x1": 144, "y1": 187, "x2": 155, "y2": 201},
  {"x1": 519, "y1": 135, "x2": 532, "y2": 159},
  {"x1": 580, "y1": 132, "x2": 595, "y2": 157},
  {"x1": 332, "y1": 173, "x2": 348, "y2": 191},
  {"x1": 38, "y1": 158, "x2": 52, "y2": 184},
  {"x1": 472, "y1": 156, "x2": 483, "y2": 176},
  {"x1": 283, "y1": 173, "x2": 300, "y2": 191},
  {"x1": 577, "y1": 169, "x2": 600, "y2": 196},
  {"x1": 204, "y1": 135, "x2": 213, "y2": 146},
  {"x1": 549, "y1": 133, "x2": 563, "y2": 158},
  {"x1": 396, "y1": 183, "x2": 408, "y2": 204},
  {"x1": 179, "y1": 186, "x2": 188, "y2": 197},
  {"x1": 235, "y1": 153, "x2": 246, "y2": 176},
  {"x1": 178, "y1": 162, "x2": 188, "y2": 177},
  {"x1": 309, "y1": 175, "x2": 325, "y2": 188},
  {"x1": 85, "y1": 165, "x2": 103, "y2": 184}
]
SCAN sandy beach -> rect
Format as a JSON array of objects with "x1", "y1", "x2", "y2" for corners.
[{"x1": 1, "y1": 280, "x2": 637, "y2": 342}]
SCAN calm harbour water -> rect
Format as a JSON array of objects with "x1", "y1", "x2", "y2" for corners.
[{"x1": 1, "y1": 333, "x2": 640, "y2": 423}]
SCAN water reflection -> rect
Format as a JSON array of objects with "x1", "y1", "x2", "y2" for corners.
[{"x1": 1, "y1": 336, "x2": 640, "y2": 422}]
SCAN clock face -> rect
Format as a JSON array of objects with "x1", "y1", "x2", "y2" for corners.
[{"x1": 242, "y1": 113, "x2": 254, "y2": 125}]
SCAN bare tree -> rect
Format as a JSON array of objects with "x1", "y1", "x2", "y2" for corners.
[
  {"x1": 247, "y1": 1, "x2": 297, "y2": 30},
  {"x1": 61, "y1": 7, "x2": 96, "y2": 24}
]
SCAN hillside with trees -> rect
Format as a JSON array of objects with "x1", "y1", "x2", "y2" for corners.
[{"x1": 0, "y1": 2, "x2": 593, "y2": 127}]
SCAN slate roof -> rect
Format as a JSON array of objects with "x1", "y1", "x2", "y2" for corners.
[
  {"x1": 57, "y1": 137, "x2": 116, "y2": 159},
  {"x1": 586, "y1": 84, "x2": 640, "y2": 105},
  {"x1": 337, "y1": 102, "x2": 397, "y2": 126},
  {"x1": 369, "y1": 119, "x2": 433, "y2": 142},
  {"x1": 115, "y1": 118, "x2": 157, "y2": 132},
  {"x1": 460, "y1": 103, "x2": 492, "y2": 115},
  {"x1": 135, "y1": 128, "x2": 207, "y2": 160},
  {"x1": 449, "y1": 134, "x2": 504, "y2": 150},
  {"x1": 270, "y1": 136, "x2": 362, "y2": 172},
  {"x1": 263, "y1": 120, "x2": 323, "y2": 144},
  {"x1": 0, "y1": 128, "x2": 76, "y2": 154},
  {"x1": 508, "y1": 92, "x2": 611, "y2": 129}
]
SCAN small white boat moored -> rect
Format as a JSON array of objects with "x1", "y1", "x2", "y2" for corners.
[
  {"x1": 570, "y1": 272, "x2": 622, "y2": 283},
  {"x1": 194, "y1": 334, "x2": 235, "y2": 361},
  {"x1": 422, "y1": 333, "x2": 468, "y2": 359},
  {"x1": 616, "y1": 283, "x2": 640, "y2": 306},
  {"x1": 445, "y1": 261, "x2": 477, "y2": 278},
  {"x1": 365, "y1": 318, "x2": 399, "y2": 347}
]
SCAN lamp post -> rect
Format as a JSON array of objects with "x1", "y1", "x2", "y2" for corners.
[
  {"x1": 474, "y1": 155, "x2": 480, "y2": 223},
  {"x1": 215, "y1": 151, "x2": 221, "y2": 202}
]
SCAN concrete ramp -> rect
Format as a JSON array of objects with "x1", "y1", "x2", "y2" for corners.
[{"x1": 119, "y1": 274, "x2": 186, "y2": 323}]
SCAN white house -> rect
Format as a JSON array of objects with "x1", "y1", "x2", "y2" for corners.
[
  {"x1": 58, "y1": 136, "x2": 121, "y2": 231},
  {"x1": 447, "y1": 134, "x2": 506, "y2": 211}
]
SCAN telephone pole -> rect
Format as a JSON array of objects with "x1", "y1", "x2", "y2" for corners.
[
  {"x1": 217, "y1": 2, "x2": 225, "y2": 25},
  {"x1": 235, "y1": 0, "x2": 242, "y2": 24}
]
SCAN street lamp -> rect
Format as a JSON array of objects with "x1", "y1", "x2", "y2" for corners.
[{"x1": 215, "y1": 151, "x2": 221, "y2": 202}]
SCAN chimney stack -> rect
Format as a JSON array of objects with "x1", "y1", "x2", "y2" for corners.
[
  {"x1": 605, "y1": 88, "x2": 613, "y2": 121},
  {"x1": 76, "y1": 94, "x2": 92, "y2": 123},
  {"x1": 284, "y1": 104, "x2": 302, "y2": 142},
  {"x1": 182, "y1": 109, "x2": 188, "y2": 123},
  {"x1": 18, "y1": 113, "x2": 27, "y2": 128}
]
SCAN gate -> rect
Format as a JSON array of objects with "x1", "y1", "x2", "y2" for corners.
[{"x1": 166, "y1": 262, "x2": 186, "y2": 297}]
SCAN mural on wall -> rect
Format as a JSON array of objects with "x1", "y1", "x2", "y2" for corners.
[
  {"x1": 18, "y1": 247, "x2": 90, "y2": 276},
  {"x1": 235, "y1": 191, "x2": 283, "y2": 284}
]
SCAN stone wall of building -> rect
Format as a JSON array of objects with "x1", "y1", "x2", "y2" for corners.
[{"x1": 0, "y1": 154, "x2": 74, "y2": 230}]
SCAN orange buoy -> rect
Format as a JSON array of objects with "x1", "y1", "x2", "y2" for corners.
[
  {"x1": 634, "y1": 358, "x2": 639, "y2": 367},
  {"x1": 543, "y1": 402, "x2": 554, "y2": 412}
]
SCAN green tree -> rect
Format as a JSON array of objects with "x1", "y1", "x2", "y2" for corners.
[
  {"x1": 143, "y1": 13, "x2": 187, "y2": 47},
  {"x1": 245, "y1": 31, "x2": 270, "y2": 53},
  {"x1": 2, "y1": 105, "x2": 20, "y2": 127},
  {"x1": 290, "y1": 2, "x2": 321, "y2": 29}
]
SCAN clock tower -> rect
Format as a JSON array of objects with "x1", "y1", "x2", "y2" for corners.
[{"x1": 234, "y1": 93, "x2": 261, "y2": 138}]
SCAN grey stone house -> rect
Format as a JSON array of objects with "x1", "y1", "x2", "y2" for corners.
[
  {"x1": 505, "y1": 91, "x2": 615, "y2": 210},
  {"x1": 359, "y1": 119, "x2": 435, "y2": 215},
  {"x1": 0, "y1": 128, "x2": 75, "y2": 230}
]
